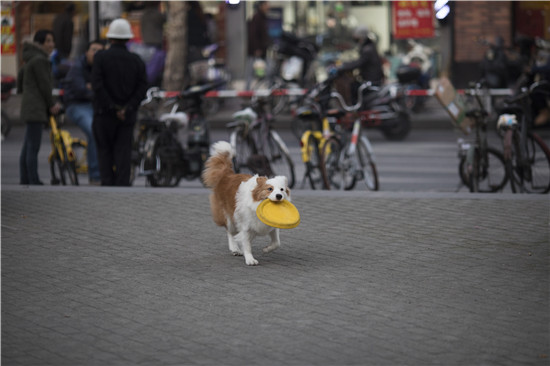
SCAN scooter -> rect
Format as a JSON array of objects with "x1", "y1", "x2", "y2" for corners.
[
  {"x1": 294, "y1": 73, "x2": 411, "y2": 141},
  {"x1": 1, "y1": 74, "x2": 16, "y2": 139},
  {"x1": 273, "y1": 31, "x2": 320, "y2": 88},
  {"x1": 395, "y1": 39, "x2": 434, "y2": 112},
  {"x1": 358, "y1": 81, "x2": 412, "y2": 141}
]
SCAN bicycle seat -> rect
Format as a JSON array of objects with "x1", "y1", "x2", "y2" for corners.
[
  {"x1": 295, "y1": 105, "x2": 320, "y2": 119},
  {"x1": 496, "y1": 103, "x2": 523, "y2": 116},
  {"x1": 181, "y1": 80, "x2": 226, "y2": 98},
  {"x1": 326, "y1": 109, "x2": 346, "y2": 118},
  {"x1": 159, "y1": 112, "x2": 189, "y2": 128},
  {"x1": 232, "y1": 107, "x2": 257, "y2": 122},
  {"x1": 465, "y1": 109, "x2": 488, "y2": 119}
]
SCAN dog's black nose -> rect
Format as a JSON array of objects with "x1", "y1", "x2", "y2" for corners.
[{"x1": 276, "y1": 194, "x2": 283, "y2": 200}]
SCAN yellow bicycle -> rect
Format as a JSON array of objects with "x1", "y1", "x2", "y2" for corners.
[
  {"x1": 48, "y1": 113, "x2": 87, "y2": 185},
  {"x1": 293, "y1": 76, "x2": 342, "y2": 189},
  {"x1": 295, "y1": 114, "x2": 332, "y2": 189},
  {"x1": 294, "y1": 79, "x2": 379, "y2": 191}
]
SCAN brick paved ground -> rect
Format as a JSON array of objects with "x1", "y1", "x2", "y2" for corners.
[{"x1": 2, "y1": 186, "x2": 549, "y2": 365}]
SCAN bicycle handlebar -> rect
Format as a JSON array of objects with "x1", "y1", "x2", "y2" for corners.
[
  {"x1": 504, "y1": 80, "x2": 549, "y2": 104},
  {"x1": 329, "y1": 82, "x2": 372, "y2": 113},
  {"x1": 141, "y1": 87, "x2": 162, "y2": 106}
]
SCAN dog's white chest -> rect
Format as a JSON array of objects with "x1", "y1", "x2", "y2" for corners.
[{"x1": 251, "y1": 216, "x2": 274, "y2": 236}]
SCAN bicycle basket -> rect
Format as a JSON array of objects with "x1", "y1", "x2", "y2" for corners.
[
  {"x1": 189, "y1": 60, "x2": 228, "y2": 84},
  {"x1": 434, "y1": 77, "x2": 474, "y2": 134}
]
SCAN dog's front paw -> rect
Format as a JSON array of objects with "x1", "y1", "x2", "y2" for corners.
[
  {"x1": 231, "y1": 250, "x2": 243, "y2": 256},
  {"x1": 263, "y1": 243, "x2": 279, "y2": 253},
  {"x1": 245, "y1": 256, "x2": 259, "y2": 266}
]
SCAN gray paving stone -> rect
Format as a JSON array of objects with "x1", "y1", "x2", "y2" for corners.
[{"x1": 1, "y1": 187, "x2": 549, "y2": 365}]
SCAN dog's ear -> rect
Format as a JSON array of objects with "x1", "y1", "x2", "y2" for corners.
[{"x1": 256, "y1": 176, "x2": 267, "y2": 186}]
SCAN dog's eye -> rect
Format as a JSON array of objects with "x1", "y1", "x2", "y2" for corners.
[
  {"x1": 280, "y1": 188, "x2": 284, "y2": 191},
  {"x1": 268, "y1": 187, "x2": 273, "y2": 192}
]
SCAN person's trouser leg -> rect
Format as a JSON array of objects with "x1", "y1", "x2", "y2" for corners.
[
  {"x1": 19, "y1": 122, "x2": 43, "y2": 184},
  {"x1": 67, "y1": 104, "x2": 101, "y2": 181},
  {"x1": 245, "y1": 57, "x2": 254, "y2": 90},
  {"x1": 92, "y1": 115, "x2": 116, "y2": 186},
  {"x1": 113, "y1": 120, "x2": 135, "y2": 186}
]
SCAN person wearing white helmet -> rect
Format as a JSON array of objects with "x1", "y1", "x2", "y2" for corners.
[
  {"x1": 91, "y1": 18, "x2": 148, "y2": 186},
  {"x1": 336, "y1": 25, "x2": 384, "y2": 103}
]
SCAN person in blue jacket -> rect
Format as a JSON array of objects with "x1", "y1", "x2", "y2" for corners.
[{"x1": 63, "y1": 40, "x2": 105, "y2": 185}]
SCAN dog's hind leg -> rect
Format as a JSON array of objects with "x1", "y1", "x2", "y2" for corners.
[
  {"x1": 235, "y1": 231, "x2": 258, "y2": 266},
  {"x1": 263, "y1": 229, "x2": 280, "y2": 253}
]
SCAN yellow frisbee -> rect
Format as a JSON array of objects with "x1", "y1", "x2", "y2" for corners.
[{"x1": 256, "y1": 199, "x2": 300, "y2": 229}]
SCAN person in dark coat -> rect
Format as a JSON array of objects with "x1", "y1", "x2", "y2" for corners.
[
  {"x1": 52, "y1": 2, "x2": 75, "y2": 59},
  {"x1": 63, "y1": 40, "x2": 105, "y2": 184},
  {"x1": 246, "y1": 1, "x2": 271, "y2": 89},
  {"x1": 91, "y1": 19, "x2": 147, "y2": 186},
  {"x1": 339, "y1": 26, "x2": 384, "y2": 85},
  {"x1": 187, "y1": 1, "x2": 210, "y2": 62},
  {"x1": 337, "y1": 26, "x2": 385, "y2": 104},
  {"x1": 18, "y1": 29, "x2": 62, "y2": 185}
]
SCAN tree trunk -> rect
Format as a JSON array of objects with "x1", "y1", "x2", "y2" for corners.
[{"x1": 162, "y1": 2, "x2": 187, "y2": 91}]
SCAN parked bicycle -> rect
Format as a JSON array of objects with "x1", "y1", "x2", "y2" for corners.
[
  {"x1": 496, "y1": 80, "x2": 550, "y2": 193},
  {"x1": 226, "y1": 92, "x2": 296, "y2": 188},
  {"x1": 294, "y1": 76, "x2": 378, "y2": 190},
  {"x1": 458, "y1": 81, "x2": 508, "y2": 192},
  {"x1": 132, "y1": 82, "x2": 222, "y2": 187},
  {"x1": 320, "y1": 83, "x2": 379, "y2": 191},
  {"x1": 293, "y1": 75, "x2": 335, "y2": 189},
  {"x1": 48, "y1": 111, "x2": 88, "y2": 185}
]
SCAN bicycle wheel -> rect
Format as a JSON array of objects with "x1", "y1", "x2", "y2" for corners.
[
  {"x1": 304, "y1": 133, "x2": 324, "y2": 189},
  {"x1": 51, "y1": 144, "x2": 79, "y2": 185},
  {"x1": 66, "y1": 160, "x2": 79, "y2": 186},
  {"x1": 230, "y1": 129, "x2": 255, "y2": 175},
  {"x1": 71, "y1": 140, "x2": 88, "y2": 175},
  {"x1": 50, "y1": 151, "x2": 66, "y2": 185},
  {"x1": 265, "y1": 130, "x2": 296, "y2": 188},
  {"x1": 321, "y1": 136, "x2": 356, "y2": 190},
  {"x1": 460, "y1": 146, "x2": 507, "y2": 193},
  {"x1": 356, "y1": 136, "x2": 379, "y2": 191},
  {"x1": 147, "y1": 132, "x2": 183, "y2": 187},
  {"x1": 508, "y1": 132, "x2": 550, "y2": 193}
]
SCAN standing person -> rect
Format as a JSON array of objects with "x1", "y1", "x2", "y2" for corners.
[
  {"x1": 246, "y1": 1, "x2": 270, "y2": 89},
  {"x1": 91, "y1": 18, "x2": 147, "y2": 186},
  {"x1": 187, "y1": 1, "x2": 211, "y2": 66},
  {"x1": 18, "y1": 29, "x2": 62, "y2": 185},
  {"x1": 51, "y1": 2, "x2": 75, "y2": 84},
  {"x1": 141, "y1": 1, "x2": 165, "y2": 49},
  {"x1": 53, "y1": 2, "x2": 75, "y2": 59},
  {"x1": 336, "y1": 26, "x2": 385, "y2": 104},
  {"x1": 140, "y1": 1, "x2": 166, "y2": 86},
  {"x1": 63, "y1": 40, "x2": 105, "y2": 185}
]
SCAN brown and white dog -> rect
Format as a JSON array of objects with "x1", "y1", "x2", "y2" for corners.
[{"x1": 202, "y1": 141, "x2": 291, "y2": 266}]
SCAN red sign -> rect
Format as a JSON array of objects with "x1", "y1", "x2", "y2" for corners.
[
  {"x1": 1, "y1": 2, "x2": 16, "y2": 55},
  {"x1": 393, "y1": 1, "x2": 434, "y2": 39}
]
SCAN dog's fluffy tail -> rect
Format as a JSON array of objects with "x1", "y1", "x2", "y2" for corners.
[{"x1": 202, "y1": 141, "x2": 235, "y2": 189}]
